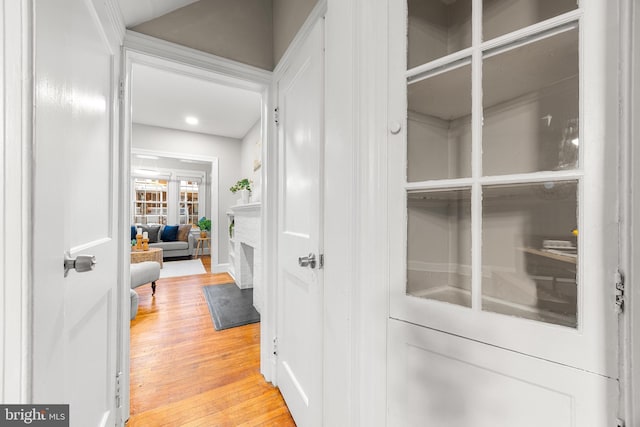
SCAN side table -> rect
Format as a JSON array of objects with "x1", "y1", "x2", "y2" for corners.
[{"x1": 194, "y1": 237, "x2": 211, "y2": 259}]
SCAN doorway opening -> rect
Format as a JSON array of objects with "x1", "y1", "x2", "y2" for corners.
[{"x1": 123, "y1": 44, "x2": 282, "y2": 423}]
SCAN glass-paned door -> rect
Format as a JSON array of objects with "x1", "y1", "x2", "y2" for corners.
[
  {"x1": 389, "y1": 0, "x2": 619, "y2": 377},
  {"x1": 179, "y1": 178, "x2": 201, "y2": 225},
  {"x1": 133, "y1": 178, "x2": 168, "y2": 225}
]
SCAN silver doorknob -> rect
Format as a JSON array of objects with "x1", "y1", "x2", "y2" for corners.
[
  {"x1": 64, "y1": 253, "x2": 97, "y2": 277},
  {"x1": 298, "y1": 253, "x2": 317, "y2": 269}
]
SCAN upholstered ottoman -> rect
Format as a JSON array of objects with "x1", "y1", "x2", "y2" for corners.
[
  {"x1": 130, "y1": 289, "x2": 139, "y2": 320},
  {"x1": 130, "y1": 261, "x2": 161, "y2": 320}
]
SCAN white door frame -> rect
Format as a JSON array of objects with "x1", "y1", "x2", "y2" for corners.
[
  {"x1": 123, "y1": 34, "x2": 271, "y2": 274},
  {"x1": 1, "y1": 0, "x2": 34, "y2": 404},
  {"x1": 623, "y1": 0, "x2": 640, "y2": 423},
  {"x1": 120, "y1": 32, "x2": 273, "y2": 418}
]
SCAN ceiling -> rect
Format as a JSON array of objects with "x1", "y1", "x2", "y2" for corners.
[
  {"x1": 120, "y1": 1, "x2": 263, "y2": 140},
  {"x1": 131, "y1": 64, "x2": 262, "y2": 139},
  {"x1": 117, "y1": 0, "x2": 199, "y2": 27}
]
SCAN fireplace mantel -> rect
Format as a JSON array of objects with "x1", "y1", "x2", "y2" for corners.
[{"x1": 227, "y1": 203, "x2": 261, "y2": 311}]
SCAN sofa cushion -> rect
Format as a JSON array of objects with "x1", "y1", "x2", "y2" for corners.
[
  {"x1": 151, "y1": 241, "x2": 189, "y2": 251},
  {"x1": 161, "y1": 225, "x2": 179, "y2": 242},
  {"x1": 177, "y1": 224, "x2": 191, "y2": 242},
  {"x1": 141, "y1": 224, "x2": 161, "y2": 243}
]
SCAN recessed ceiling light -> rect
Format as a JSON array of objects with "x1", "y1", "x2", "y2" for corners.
[
  {"x1": 136, "y1": 154, "x2": 159, "y2": 160},
  {"x1": 185, "y1": 116, "x2": 199, "y2": 125}
]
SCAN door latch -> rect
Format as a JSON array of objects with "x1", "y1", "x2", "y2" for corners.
[
  {"x1": 615, "y1": 270, "x2": 624, "y2": 313},
  {"x1": 298, "y1": 253, "x2": 317, "y2": 269},
  {"x1": 64, "y1": 253, "x2": 96, "y2": 277}
]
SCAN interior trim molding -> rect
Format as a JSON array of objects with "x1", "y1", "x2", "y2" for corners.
[
  {"x1": 623, "y1": 0, "x2": 640, "y2": 423},
  {"x1": 104, "y1": 0, "x2": 126, "y2": 44},
  {"x1": 273, "y1": 0, "x2": 328, "y2": 77},
  {"x1": 124, "y1": 30, "x2": 272, "y2": 88},
  {"x1": 352, "y1": 0, "x2": 389, "y2": 424},
  {"x1": 2, "y1": 0, "x2": 33, "y2": 404},
  {"x1": 123, "y1": 44, "x2": 272, "y2": 390}
]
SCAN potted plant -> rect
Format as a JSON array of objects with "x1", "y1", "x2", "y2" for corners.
[
  {"x1": 198, "y1": 217, "x2": 211, "y2": 238},
  {"x1": 230, "y1": 178, "x2": 252, "y2": 204}
]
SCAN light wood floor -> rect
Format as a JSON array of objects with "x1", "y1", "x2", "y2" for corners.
[{"x1": 127, "y1": 256, "x2": 296, "y2": 427}]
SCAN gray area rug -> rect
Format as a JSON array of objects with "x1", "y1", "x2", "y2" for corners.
[{"x1": 202, "y1": 283, "x2": 260, "y2": 330}]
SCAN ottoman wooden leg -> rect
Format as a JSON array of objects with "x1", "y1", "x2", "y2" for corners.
[{"x1": 152, "y1": 281, "x2": 156, "y2": 296}]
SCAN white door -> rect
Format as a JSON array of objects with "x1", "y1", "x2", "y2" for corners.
[
  {"x1": 387, "y1": 0, "x2": 620, "y2": 424},
  {"x1": 32, "y1": 0, "x2": 120, "y2": 426},
  {"x1": 276, "y1": 19, "x2": 324, "y2": 427}
]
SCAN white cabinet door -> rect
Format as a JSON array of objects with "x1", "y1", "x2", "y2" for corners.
[
  {"x1": 32, "y1": 0, "x2": 120, "y2": 425},
  {"x1": 276, "y1": 19, "x2": 324, "y2": 427},
  {"x1": 388, "y1": 0, "x2": 620, "y2": 423}
]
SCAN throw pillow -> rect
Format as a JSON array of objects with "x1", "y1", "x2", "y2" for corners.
[
  {"x1": 142, "y1": 224, "x2": 161, "y2": 243},
  {"x1": 161, "y1": 225, "x2": 179, "y2": 242},
  {"x1": 131, "y1": 225, "x2": 137, "y2": 240},
  {"x1": 177, "y1": 224, "x2": 192, "y2": 242}
]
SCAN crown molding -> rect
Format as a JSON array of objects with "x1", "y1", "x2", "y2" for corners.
[
  {"x1": 124, "y1": 31, "x2": 272, "y2": 89},
  {"x1": 104, "y1": 0, "x2": 126, "y2": 44}
]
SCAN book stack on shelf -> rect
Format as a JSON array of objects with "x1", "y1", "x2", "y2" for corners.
[{"x1": 541, "y1": 240, "x2": 577, "y2": 259}]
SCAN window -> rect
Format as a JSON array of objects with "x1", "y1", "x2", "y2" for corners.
[
  {"x1": 133, "y1": 178, "x2": 168, "y2": 225},
  {"x1": 131, "y1": 170, "x2": 206, "y2": 226},
  {"x1": 179, "y1": 178, "x2": 201, "y2": 225}
]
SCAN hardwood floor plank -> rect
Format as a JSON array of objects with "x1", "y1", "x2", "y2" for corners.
[{"x1": 127, "y1": 256, "x2": 295, "y2": 426}]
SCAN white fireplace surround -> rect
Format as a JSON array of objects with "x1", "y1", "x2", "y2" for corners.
[{"x1": 227, "y1": 202, "x2": 261, "y2": 312}]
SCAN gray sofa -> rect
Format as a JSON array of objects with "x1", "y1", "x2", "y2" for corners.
[{"x1": 133, "y1": 224, "x2": 196, "y2": 259}]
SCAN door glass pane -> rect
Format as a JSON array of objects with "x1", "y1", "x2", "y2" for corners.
[
  {"x1": 408, "y1": 64, "x2": 472, "y2": 181},
  {"x1": 133, "y1": 178, "x2": 168, "y2": 225},
  {"x1": 407, "y1": 189, "x2": 472, "y2": 307},
  {"x1": 483, "y1": 0, "x2": 578, "y2": 41},
  {"x1": 482, "y1": 181, "x2": 578, "y2": 327},
  {"x1": 408, "y1": 0, "x2": 472, "y2": 68},
  {"x1": 179, "y1": 179, "x2": 200, "y2": 225},
  {"x1": 483, "y1": 28, "x2": 579, "y2": 176}
]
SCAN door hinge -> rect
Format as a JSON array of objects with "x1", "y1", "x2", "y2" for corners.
[
  {"x1": 115, "y1": 371, "x2": 122, "y2": 408},
  {"x1": 118, "y1": 80, "x2": 124, "y2": 102},
  {"x1": 615, "y1": 270, "x2": 625, "y2": 314},
  {"x1": 319, "y1": 254, "x2": 324, "y2": 269},
  {"x1": 274, "y1": 107, "x2": 280, "y2": 126},
  {"x1": 272, "y1": 336, "x2": 278, "y2": 356}
]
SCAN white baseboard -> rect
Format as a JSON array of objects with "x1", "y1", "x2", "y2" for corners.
[{"x1": 213, "y1": 263, "x2": 230, "y2": 274}]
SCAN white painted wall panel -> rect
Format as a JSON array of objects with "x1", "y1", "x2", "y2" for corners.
[{"x1": 388, "y1": 319, "x2": 617, "y2": 427}]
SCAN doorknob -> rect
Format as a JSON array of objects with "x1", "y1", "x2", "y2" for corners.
[
  {"x1": 64, "y1": 253, "x2": 97, "y2": 277},
  {"x1": 298, "y1": 253, "x2": 317, "y2": 269}
]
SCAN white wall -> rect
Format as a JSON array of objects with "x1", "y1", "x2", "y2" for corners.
[
  {"x1": 240, "y1": 119, "x2": 262, "y2": 202},
  {"x1": 132, "y1": 123, "x2": 242, "y2": 263},
  {"x1": 273, "y1": 0, "x2": 318, "y2": 64}
]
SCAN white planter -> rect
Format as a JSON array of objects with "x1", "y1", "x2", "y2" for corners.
[{"x1": 239, "y1": 189, "x2": 250, "y2": 204}]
